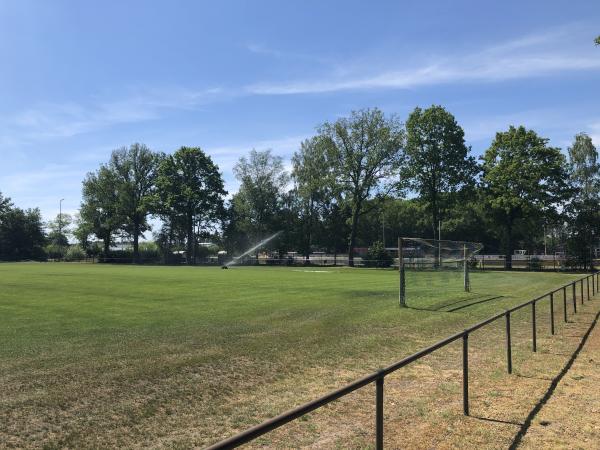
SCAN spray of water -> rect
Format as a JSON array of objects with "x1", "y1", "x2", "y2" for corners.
[{"x1": 225, "y1": 231, "x2": 282, "y2": 267}]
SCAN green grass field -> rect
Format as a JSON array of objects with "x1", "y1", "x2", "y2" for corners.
[{"x1": 0, "y1": 263, "x2": 585, "y2": 448}]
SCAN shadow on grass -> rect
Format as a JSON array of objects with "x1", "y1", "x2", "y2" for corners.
[
  {"x1": 473, "y1": 416, "x2": 523, "y2": 427},
  {"x1": 514, "y1": 373, "x2": 553, "y2": 382},
  {"x1": 446, "y1": 296, "x2": 505, "y2": 312},
  {"x1": 407, "y1": 294, "x2": 506, "y2": 313},
  {"x1": 508, "y1": 308, "x2": 600, "y2": 450}
]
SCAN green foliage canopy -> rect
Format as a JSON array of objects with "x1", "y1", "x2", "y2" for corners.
[
  {"x1": 404, "y1": 105, "x2": 478, "y2": 238},
  {"x1": 231, "y1": 149, "x2": 289, "y2": 245},
  {"x1": 481, "y1": 126, "x2": 569, "y2": 267},
  {"x1": 317, "y1": 108, "x2": 405, "y2": 266},
  {"x1": 109, "y1": 143, "x2": 161, "y2": 262},
  {"x1": 155, "y1": 147, "x2": 226, "y2": 264}
]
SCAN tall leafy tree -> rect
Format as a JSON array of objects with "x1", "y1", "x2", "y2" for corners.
[
  {"x1": 291, "y1": 136, "x2": 333, "y2": 258},
  {"x1": 0, "y1": 206, "x2": 46, "y2": 261},
  {"x1": 566, "y1": 133, "x2": 599, "y2": 268},
  {"x1": 155, "y1": 147, "x2": 226, "y2": 264},
  {"x1": 318, "y1": 108, "x2": 405, "y2": 266},
  {"x1": 46, "y1": 213, "x2": 73, "y2": 247},
  {"x1": 404, "y1": 105, "x2": 478, "y2": 239},
  {"x1": 568, "y1": 133, "x2": 599, "y2": 199},
  {"x1": 79, "y1": 166, "x2": 121, "y2": 254},
  {"x1": 481, "y1": 126, "x2": 569, "y2": 269},
  {"x1": 231, "y1": 149, "x2": 289, "y2": 246},
  {"x1": 73, "y1": 213, "x2": 94, "y2": 250},
  {"x1": 109, "y1": 143, "x2": 161, "y2": 263}
]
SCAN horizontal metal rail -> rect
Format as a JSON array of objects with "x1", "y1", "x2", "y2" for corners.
[{"x1": 206, "y1": 272, "x2": 598, "y2": 450}]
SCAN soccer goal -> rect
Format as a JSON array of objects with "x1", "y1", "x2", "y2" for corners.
[{"x1": 398, "y1": 237, "x2": 483, "y2": 308}]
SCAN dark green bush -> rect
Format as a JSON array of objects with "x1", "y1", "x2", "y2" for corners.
[
  {"x1": 529, "y1": 256, "x2": 542, "y2": 271},
  {"x1": 365, "y1": 241, "x2": 393, "y2": 268}
]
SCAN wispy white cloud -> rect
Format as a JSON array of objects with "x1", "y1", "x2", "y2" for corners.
[
  {"x1": 1, "y1": 86, "x2": 227, "y2": 143},
  {"x1": 245, "y1": 25, "x2": 600, "y2": 95}
]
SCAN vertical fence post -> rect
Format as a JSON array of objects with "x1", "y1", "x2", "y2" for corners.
[
  {"x1": 581, "y1": 279, "x2": 584, "y2": 305},
  {"x1": 593, "y1": 274, "x2": 595, "y2": 296},
  {"x1": 573, "y1": 283, "x2": 577, "y2": 313},
  {"x1": 587, "y1": 277, "x2": 590, "y2": 301},
  {"x1": 398, "y1": 238, "x2": 406, "y2": 308},
  {"x1": 549, "y1": 292, "x2": 555, "y2": 335},
  {"x1": 532, "y1": 301, "x2": 537, "y2": 352},
  {"x1": 563, "y1": 286, "x2": 568, "y2": 323},
  {"x1": 376, "y1": 376, "x2": 384, "y2": 450},
  {"x1": 505, "y1": 311, "x2": 512, "y2": 374},
  {"x1": 463, "y1": 332, "x2": 469, "y2": 416},
  {"x1": 463, "y1": 245, "x2": 470, "y2": 293}
]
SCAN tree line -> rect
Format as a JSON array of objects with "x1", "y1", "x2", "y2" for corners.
[{"x1": 1, "y1": 105, "x2": 599, "y2": 269}]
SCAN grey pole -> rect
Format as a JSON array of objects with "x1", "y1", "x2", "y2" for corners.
[{"x1": 399, "y1": 238, "x2": 406, "y2": 307}]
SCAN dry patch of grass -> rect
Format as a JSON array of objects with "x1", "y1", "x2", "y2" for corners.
[
  {"x1": 241, "y1": 293, "x2": 600, "y2": 449},
  {"x1": 517, "y1": 309, "x2": 600, "y2": 449}
]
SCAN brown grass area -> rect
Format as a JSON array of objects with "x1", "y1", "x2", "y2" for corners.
[
  {"x1": 518, "y1": 308, "x2": 600, "y2": 450},
  {"x1": 241, "y1": 295, "x2": 600, "y2": 449}
]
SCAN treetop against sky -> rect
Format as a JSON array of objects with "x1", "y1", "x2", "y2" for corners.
[{"x1": 0, "y1": 0, "x2": 599, "y2": 219}]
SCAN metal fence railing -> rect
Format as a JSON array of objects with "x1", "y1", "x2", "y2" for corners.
[{"x1": 206, "y1": 272, "x2": 599, "y2": 449}]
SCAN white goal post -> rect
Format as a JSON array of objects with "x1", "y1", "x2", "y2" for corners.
[{"x1": 398, "y1": 237, "x2": 483, "y2": 307}]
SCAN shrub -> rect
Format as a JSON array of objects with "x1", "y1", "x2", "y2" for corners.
[
  {"x1": 100, "y1": 242, "x2": 162, "y2": 263},
  {"x1": 44, "y1": 243, "x2": 65, "y2": 260},
  {"x1": 365, "y1": 241, "x2": 393, "y2": 268},
  {"x1": 529, "y1": 257, "x2": 542, "y2": 271},
  {"x1": 64, "y1": 245, "x2": 86, "y2": 261}
]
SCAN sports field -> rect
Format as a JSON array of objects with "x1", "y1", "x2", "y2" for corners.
[{"x1": 0, "y1": 263, "x2": 591, "y2": 448}]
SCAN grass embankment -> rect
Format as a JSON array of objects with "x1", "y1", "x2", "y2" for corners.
[{"x1": 0, "y1": 263, "x2": 591, "y2": 448}]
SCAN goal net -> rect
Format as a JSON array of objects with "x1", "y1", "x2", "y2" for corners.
[{"x1": 398, "y1": 238, "x2": 483, "y2": 308}]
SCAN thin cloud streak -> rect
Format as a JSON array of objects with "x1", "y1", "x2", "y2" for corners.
[
  {"x1": 246, "y1": 26, "x2": 600, "y2": 95},
  {"x1": 2, "y1": 87, "x2": 226, "y2": 143},
  {"x1": 247, "y1": 56, "x2": 600, "y2": 95}
]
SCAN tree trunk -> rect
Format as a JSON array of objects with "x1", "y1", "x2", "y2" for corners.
[
  {"x1": 305, "y1": 197, "x2": 313, "y2": 260},
  {"x1": 166, "y1": 218, "x2": 174, "y2": 264},
  {"x1": 103, "y1": 233, "x2": 110, "y2": 262},
  {"x1": 133, "y1": 220, "x2": 140, "y2": 264},
  {"x1": 505, "y1": 218, "x2": 513, "y2": 270},
  {"x1": 432, "y1": 197, "x2": 439, "y2": 268},
  {"x1": 186, "y1": 212, "x2": 194, "y2": 265},
  {"x1": 348, "y1": 205, "x2": 360, "y2": 267},
  {"x1": 103, "y1": 235, "x2": 110, "y2": 256},
  {"x1": 431, "y1": 194, "x2": 438, "y2": 240}
]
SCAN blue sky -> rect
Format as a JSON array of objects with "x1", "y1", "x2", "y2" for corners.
[{"x1": 1, "y1": 0, "x2": 599, "y2": 221}]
